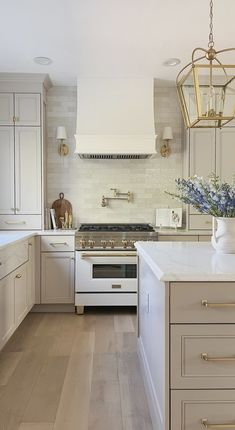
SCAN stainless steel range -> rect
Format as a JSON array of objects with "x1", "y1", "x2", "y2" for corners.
[
  {"x1": 75, "y1": 223, "x2": 157, "y2": 250},
  {"x1": 75, "y1": 223, "x2": 158, "y2": 314}
]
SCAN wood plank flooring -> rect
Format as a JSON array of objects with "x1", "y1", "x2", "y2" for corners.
[{"x1": 0, "y1": 308, "x2": 152, "y2": 430}]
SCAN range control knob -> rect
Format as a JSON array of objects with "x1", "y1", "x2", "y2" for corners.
[
  {"x1": 129, "y1": 240, "x2": 136, "y2": 249},
  {"x1": 122, "y1": 240, "x2": 128, "y2": 249},
  {"x1": 88, "y1": 240, "x2": 95, "y2": 249},
  {"x1": 109, "y1": 240, "x2": 115, "y2": 249},
  {"x1": 80, "y1": 240, "x2": 86, "y2": 249},
  {"x1": 101, "y1": 240, "x2": 107, "y2": 249}
]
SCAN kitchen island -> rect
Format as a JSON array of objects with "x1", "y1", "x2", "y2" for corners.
[{"x1": 136, "y1": 241, "x2": 235, "y2": 430}]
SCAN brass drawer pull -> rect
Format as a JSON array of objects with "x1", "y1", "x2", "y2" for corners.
[
  {"x1": 4, "y1": 221, "x2": 26, "y2": 225},
  {"x1": 201, "y1": 418, "x2": 235, "y2": 428},
  {"x1": 201, "y1": 300, "x2": 235, "y2": 308},
  {"x1": 49, "y1": 242, "x2": 68, "y2": 246},
  {"x1": 112, "y1": 284, "x2": 122, "y2": 289},
  {"x1": 15, "y1": 274, "x2": 22, "y2": 279},
  {"x1": 81, "y1": 252, "x2": 136, "y2": 258},
  {"x1": 201, "y1": 353, "x2": 235, "y2": 362}
]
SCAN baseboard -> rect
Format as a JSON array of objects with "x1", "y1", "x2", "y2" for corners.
[
  {"x1": 137, "y1": 337, "x2": 163, "y2": 430},
  {"x1": 31, "y1": 304, "x2": 75, "y2": 313}
]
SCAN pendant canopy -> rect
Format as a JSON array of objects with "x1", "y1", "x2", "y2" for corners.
[{"x1": 177, "y1": 0, "x2": 235, "y2": 128}]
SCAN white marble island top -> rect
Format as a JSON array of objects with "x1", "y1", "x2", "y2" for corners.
[{"x1": 135, "y1": 241, "x2": 235, "y2": 282}]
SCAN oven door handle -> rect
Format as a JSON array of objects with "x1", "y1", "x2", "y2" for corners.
[{"x1": 80, "y1": 252, "x2": 137, "y2": 258}]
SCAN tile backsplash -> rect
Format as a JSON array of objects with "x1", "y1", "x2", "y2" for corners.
[{"x1": 46, "y1": 81, "x2": 184, "y2": 226}]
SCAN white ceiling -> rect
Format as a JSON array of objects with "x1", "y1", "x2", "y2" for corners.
[{"x1": 1, "y1": 0, "x2": 235, "y2": 85}]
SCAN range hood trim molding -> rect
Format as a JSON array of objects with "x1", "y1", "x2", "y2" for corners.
[{"x1": 74, "y1": 134, "x2": 157, "y2": 157}]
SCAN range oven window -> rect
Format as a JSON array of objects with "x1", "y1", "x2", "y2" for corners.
[{"x1": 92, "y1": 264, "x2": 137, "y2": 279}]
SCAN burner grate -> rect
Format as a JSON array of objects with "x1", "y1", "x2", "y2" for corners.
[{"x1": 78, "y1": 223, "x2": 154, "y2": 232}]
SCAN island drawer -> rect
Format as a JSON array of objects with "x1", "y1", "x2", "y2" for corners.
[
  {"x1": 171, "y1": 390, "x2": 235, "y2": 430},
  {"x1": 41, "y1": 235, "x2": 75, "y2": 252},
  {"x1": 170, "y1": 282, "x2": 235, "y2": 323},
  {"x1": 171, "y1": 324, "x2": 235, "y2": 389},
  {"x1": 0, "y1": 240, "x2": 28, "y2": 280}
]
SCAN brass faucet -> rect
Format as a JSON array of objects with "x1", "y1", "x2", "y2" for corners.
[{"x1": 101, "y1": 189, "x2": 132, "y2": 207}]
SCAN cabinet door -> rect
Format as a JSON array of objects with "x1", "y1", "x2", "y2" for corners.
[
  {"x1": 27, "y1": 239, "x2": 35, "y2": 310},
  {"x1": 0, "y1": 127, "x2": 15, "y2": 214},
  {"x1": 15, "y1": 94, "x2": 40, "y2": 126},
  {"x1": 189, "y1": 129, "x2": 216, "y2": 220},
  {"x1": 0, "y1": 274, "x2": 15, "y2": 349},
  {"x1": 0, "y1": 93, "x2": 14, "y2": 125},
  {"x1": 14, "y1": 263, "x2": 28, "y2": 328},
  {"x1": 15, "y1": 127, "x2": 41, "y2": 214},
  {"x1": 216, "y1": 128, "x2": 235, "y2": 183},
  {"x1": 41, "y1": 252, "x2": 74, "y2": 304}
]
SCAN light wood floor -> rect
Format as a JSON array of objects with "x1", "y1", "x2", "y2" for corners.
[{"x1": 0, "y1": 308, "x2": 153, "y2": 430}]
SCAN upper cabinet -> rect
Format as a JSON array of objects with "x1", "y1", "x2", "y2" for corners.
[
  {"x1": 0, "y1": 93, "x2": 14, "y2": 125},
  {"x1": 189, "y1": 129, "x2": 216, "y2": 178},
  {"x1": 216, "y1": 128, "x2": 235, "y2": 183},
  {"x1": 0, "y1": 93, "x2": 40, "y2": 126},
  {"x1": 15, "y1": 127, "x2": 41, "y2": 214},
  {"x1": 0, "y1": 127, "x2": 15, "y2": 214},
  {"x1": 187, "y1": 128, "x2": 235, "y2": 230},
  {"x1": 15, "y1": 94, "x2": 40, "y2": 126}
]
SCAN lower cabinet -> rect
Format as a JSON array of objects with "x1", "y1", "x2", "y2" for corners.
[
  {"x1": 0, "y1": 273, "x2": 15, "y2": 349},
  {"x1": 41, "y1": 252, "x2": 74, "y2": 303},
  {"x1": 14, "y1": 262, "x2": 28, "y2": 327},
  {"x1": 27, "y1": 238, "x2": 36, "y2": 310},
  {"x1": 0, "y1": 238, "x2": 36, "y2": 351}
]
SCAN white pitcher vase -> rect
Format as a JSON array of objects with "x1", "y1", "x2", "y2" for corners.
[{"x1": 211, "y1": 217, "x2": 235, "y2": 254}]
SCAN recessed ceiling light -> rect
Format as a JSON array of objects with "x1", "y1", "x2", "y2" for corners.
[
  {"x1": 33, "y1": 56, "x2": 52, "y2": 65},
  {"x1": 163, "y1": 58, "x2": 181, "y2": 67}
]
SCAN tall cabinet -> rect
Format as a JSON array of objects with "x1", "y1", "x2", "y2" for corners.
[
  {"x1": 187, "y1": 128, "x2": 235, "y2": 230},
  {"x1": 0, "y1": 74, "x2": 51, "y2": 229}
]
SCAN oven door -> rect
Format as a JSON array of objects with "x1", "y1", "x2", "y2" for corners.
[{"x1": 75, "y1": 251, "x2": 137, "y2": 292}]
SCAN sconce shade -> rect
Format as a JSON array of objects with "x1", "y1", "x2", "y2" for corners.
[
  {"x1": 162, "y1": 126, "x2": 173, "y2": 140},
  {"x1": 56, "y1": 126, "x2": 67, "y2": 140}
]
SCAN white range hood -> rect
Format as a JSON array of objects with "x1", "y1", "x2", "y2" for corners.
[{"x1": 74, "y1": 78, "x2": 157, "y2": 159}]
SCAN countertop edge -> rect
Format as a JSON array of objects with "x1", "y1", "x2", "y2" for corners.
[
  {"x1": 135, "y1": 242, "x2": 235, "y2": 282},
  {"x1": 0, "y1": 229, "x2": 76, "y2": 249}
]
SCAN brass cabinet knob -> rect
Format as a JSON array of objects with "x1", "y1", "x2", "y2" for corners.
[{"x1": 15, "y1": 274, "x2": 22, "y2": 279}]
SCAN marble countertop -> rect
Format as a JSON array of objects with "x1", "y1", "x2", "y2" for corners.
[
  {"x1": 0, "y1": 229, "x2": 76, "y2": 249},
  {"x1": 135, "y1": 241, "x2": 235, "y2": 282},
  {"x1": 0, "y1": 231, "x2": 36, "y2": 249}
]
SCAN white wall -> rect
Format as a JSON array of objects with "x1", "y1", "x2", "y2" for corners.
[{"x1": 46, "y1": 81, "x2": 184, "y2": 226}]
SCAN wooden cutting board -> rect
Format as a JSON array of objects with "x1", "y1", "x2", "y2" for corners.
[{"x1": 52, "y1": 193, "x2": 72, "y2": 228}]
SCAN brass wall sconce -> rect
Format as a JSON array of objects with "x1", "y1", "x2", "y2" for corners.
[
  {"x1": 56, "y1": 126, "x2": 69, "y2": 156},
  {"x1": 160, "y1": 126, "x2": 173, "y2": 158}
]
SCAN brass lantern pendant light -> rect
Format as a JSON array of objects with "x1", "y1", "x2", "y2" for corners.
[{"x1": 176, "y1": 0, "x2": 235, "y2": 128}]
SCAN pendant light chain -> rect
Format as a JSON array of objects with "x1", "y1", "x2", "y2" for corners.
[{"x1": 208, "y1": 0, "x2": 214, "y2": 48}]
